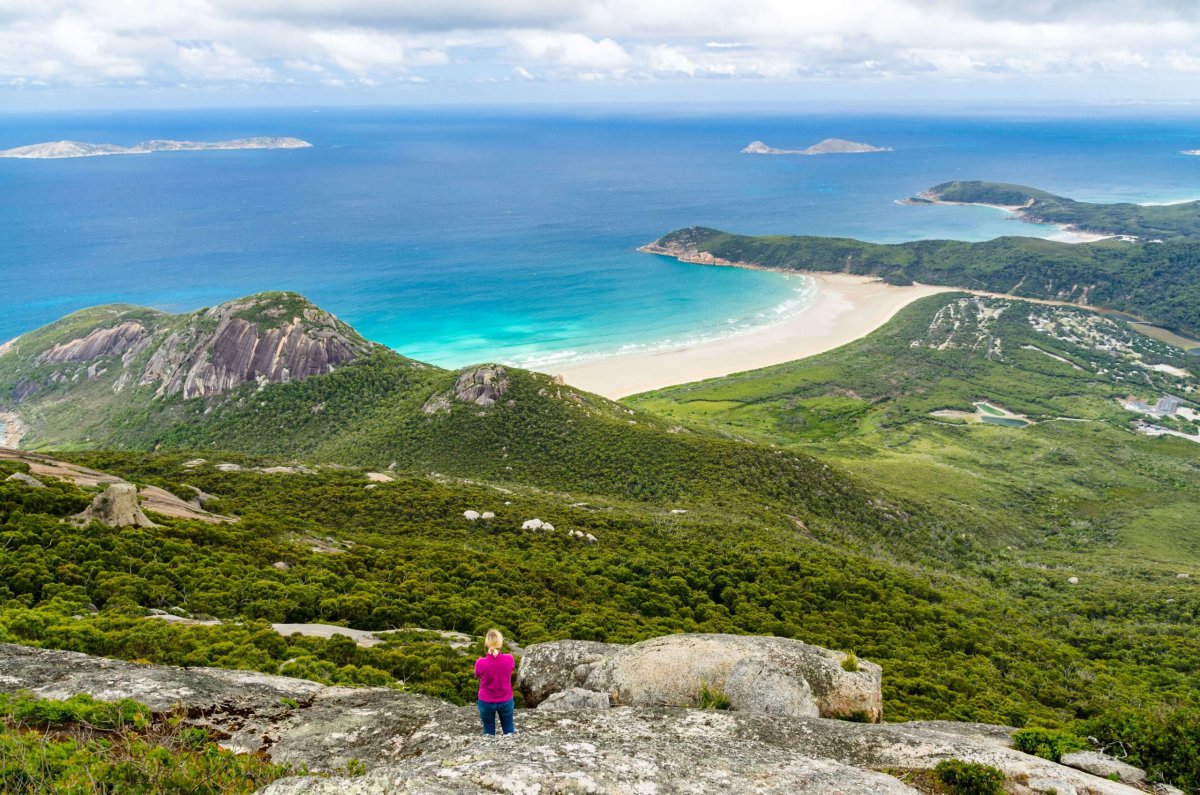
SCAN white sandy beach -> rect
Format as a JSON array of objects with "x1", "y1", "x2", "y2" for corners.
[{"x1": 549, "y1": 273, "x2": 954, "y2": 398}]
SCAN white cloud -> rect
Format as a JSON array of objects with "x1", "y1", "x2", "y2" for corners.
[
  {"x1": 311, "y1": 30, "x2": 409, "y2": 75},
  {"x1": 1, "y1": 0, "x2": 1200, "y2": 96},
  {"x1": 514, "y1": 31, "x2": 630, "y2": 70},
  {"x1": 176, "y1": 41, "x2": 275, "y2": 82}
]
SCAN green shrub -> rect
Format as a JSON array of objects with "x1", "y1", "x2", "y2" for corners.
[
  {"x1": 0, "y1": 691, "x2": 149, "y2": 731},
  {"x1": 698, "y1": 682, "x2": 731, "y2": 710},
  {"x1": 841, "y1": 652, "x2": 860, "y2": 672},
  {"x1": 0, "y1": 694, "x2": 293, "y2": 794},
  {"x1": 933, "y1": 759, "x2": 1005, "y2": 795},
  {"x1": 1011, "y1": 727, "x2": 1087, "y2": 763},
  {"x1": 1085, "y1": 706, "x2": 1200, "y2": 792}
]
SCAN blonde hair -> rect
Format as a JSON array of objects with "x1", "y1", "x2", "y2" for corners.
[{"x1": 485, "y1": 629, "x2": 503, "y2": 656}]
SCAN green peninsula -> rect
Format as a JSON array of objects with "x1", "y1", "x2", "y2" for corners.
[
  {"x1": 918, "y1": 180, "x2": 1200, "y2": 240},
  {"x1": 645, "y1": 181, "x2": 1200, "y2": 338}
]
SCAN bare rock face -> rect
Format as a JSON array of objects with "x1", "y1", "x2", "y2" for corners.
[
  {"x1": 38, "y1": 321, "x2": 149, "y2": 364},
  {"x1": 519, "y1": 634, "x2": 882, "y2": 722},
  {"x1": 11, "y1": 377, "x2": 40, "y2": 404},
  {"x1": 0, "y1": 642, "x2": 1147, "y2": 795},
  {"x1": 537, "y1": 686, "x2": 612, "y2": 711},
  {"x1": 140, "y1": 297, "x2": 372, "y2": 399},
  {"x1": 74, "y1": 482, "x2": 157, "y2": 528},
  {"x1": 0, "y1": 642, "x2": 452, "y2": 771},
  {"x1": 423, "y1": 366, "x2": 510, "y2": 415},
  {"x1": 1059, "y1": 751, "x2": 1147, "y2": 785},
  {"x1": 454, "y1": 366, "x2": 508, "y2": 406}
]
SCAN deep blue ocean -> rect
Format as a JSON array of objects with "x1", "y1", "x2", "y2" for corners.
[{"x1": 1, "y1": 108, "x2": 1197, "y2": 368}]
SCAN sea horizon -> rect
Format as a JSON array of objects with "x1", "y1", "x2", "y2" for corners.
[{"x1": 2, "y1": 107, "x2": 1198, "y2": 370}]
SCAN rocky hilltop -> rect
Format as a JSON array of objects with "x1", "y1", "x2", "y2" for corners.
[
  {"x1": 742, "y1": 138, "x2": 892, "y2": 155},
  {"x1": 0, "y1": 137, "x2": 312, "y2": 159},
  {"x1": 139, "y1": 296, "x2": 371, "y2": 399},
  {"x1": 0, "y1": 292, "x2": 373, "y2": 445},
  {"x1": 0, "y1": 640, "x2": 1159, "y2": 795}
]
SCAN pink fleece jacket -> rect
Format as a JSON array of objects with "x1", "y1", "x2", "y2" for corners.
[{"x1": 474, "y1": 652, "x2": 515, "y2": 702}]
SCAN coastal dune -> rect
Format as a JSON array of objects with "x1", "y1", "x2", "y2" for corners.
[{"x1": 550, "y1": 274, "x2": 953, "y2": 398}]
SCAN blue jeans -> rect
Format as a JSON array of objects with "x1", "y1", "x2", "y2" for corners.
[{"x1": 478, "y1": 697, "x2": 515, "y2": 735}]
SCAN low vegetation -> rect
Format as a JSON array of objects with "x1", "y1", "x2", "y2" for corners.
[
  {"x1": 932, "y1": 759, "x2": 1005, "y2": 795},
  {"x1": 1, "y1": 284, "x2": 1198, "y2": 790},
  {"x1": 1010, "y1": 727, "x2": 1088, "y2": 763},
  {"x1": 0, "y1": 692, "x2": 292, "y2": 794}
]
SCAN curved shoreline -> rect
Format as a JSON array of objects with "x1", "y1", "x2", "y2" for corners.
[
  {"x1": 901, "y1": 194, "x2": 1114, "y2": 244},
  {"x1": 548, "y1": 236, "x2": 1185, "y2": 399},
  {"x1": 548, "y1": 271, "x2": 954, "y2": 398}
]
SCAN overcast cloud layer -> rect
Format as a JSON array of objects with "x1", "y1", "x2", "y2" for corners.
[{"x1": 3, "y1": 0, "x2": 1200, "y2": 104}]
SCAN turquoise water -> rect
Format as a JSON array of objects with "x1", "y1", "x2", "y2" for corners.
[{"x1": 2, "y1": 109, "x2": 1198, "y2": 368}]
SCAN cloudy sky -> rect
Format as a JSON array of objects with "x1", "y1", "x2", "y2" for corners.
[{"x1": 3, "y1": 0, "x2": 1200, "y2": 108}]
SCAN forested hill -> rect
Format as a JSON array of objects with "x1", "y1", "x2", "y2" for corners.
[
  {"x1": 0, "y1": 295, "x2": 930, "y2": 544},
  {"x1": 923, "y1": 180, "x2": 1200, "y2": 240},
  {"x1": 645, "y1": 223, "x2": 1200, "y2": 336}
]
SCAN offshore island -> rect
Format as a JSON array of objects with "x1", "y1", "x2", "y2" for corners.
[
  {"x1": 0, "y1": 136, "x2": 312, "y2": 159},
  {"x1": 742, "y1": 137, "x2": 892, "y2": 155}
]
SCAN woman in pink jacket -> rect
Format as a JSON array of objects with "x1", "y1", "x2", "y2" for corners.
[{"x1": 474, "y1": 628, "x2": 516, "y2": 736}]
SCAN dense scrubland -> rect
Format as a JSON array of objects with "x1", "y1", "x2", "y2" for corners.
[{"x1": 2, "y1": 263, "x2": 1199, "y2": 788}]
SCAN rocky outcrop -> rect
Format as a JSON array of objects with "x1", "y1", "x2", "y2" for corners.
[
  {"x1": 5, "y1": 471, "x2": 44, "y2": 487},
  {"x1": 37, "y1": 321, "x2": 149, "y2": 364},
  {"x1": 11, "y1": 377, "x2": 40, "y2": 403},
  {"x1": 0, "y1": 642, "x2": 1150, "y2": 795},
  {"x1": 2, "y1": 294, "x2": 373, "y2": 416},
  {"x1": 1060, "y1": 751, "x2": 1148, "y2": 786},
  {"x1": 453, "y1": 366, "x2": 508, "y2": 406},
  {"x1": 518, "y1": 634, "x2": 883, "y2": 722},
  {"x1": 74, "y1": 482, "x2": 158, "y2": 528},
  {"x1": 0, "y1": 642, "x2": 452, "y2": 771},
  {"x1": 140, "y1": 297, "x2": 371, "y2": 399},
  {"x1": 423, "y1": 366, "x2": 509, "y2": 414},
  {"x1": 537, "y1": 686, "x2": 612, "y2": 710}
]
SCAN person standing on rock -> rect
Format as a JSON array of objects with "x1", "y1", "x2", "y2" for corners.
[{"x1": 474, "y1": 629, "x2": 516, "y2": 736}]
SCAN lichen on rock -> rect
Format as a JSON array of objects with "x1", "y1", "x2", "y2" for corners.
[{"x1": 518, "y1": 633, "x2": 883, "y2": 722}]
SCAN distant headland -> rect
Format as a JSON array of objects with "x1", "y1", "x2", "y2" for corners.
[
  {"x1": 0, "y1": 137, "x2": 313, "y2": 159},
  {"x1": 741, "y1": 138, "x2": 892, "y2": 155}
]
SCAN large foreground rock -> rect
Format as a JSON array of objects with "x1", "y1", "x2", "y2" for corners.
[
  {"x1": 0, "y1": 642, "x2": 1148, "y2": 795},
  {"x1": 519, "y1": 633, "x2": 883, "y2": 721}
]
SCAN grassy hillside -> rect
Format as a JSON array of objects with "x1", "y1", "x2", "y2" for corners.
[{"x1": 631, "y1": 293, "x2": 1199, "y2": 559}]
